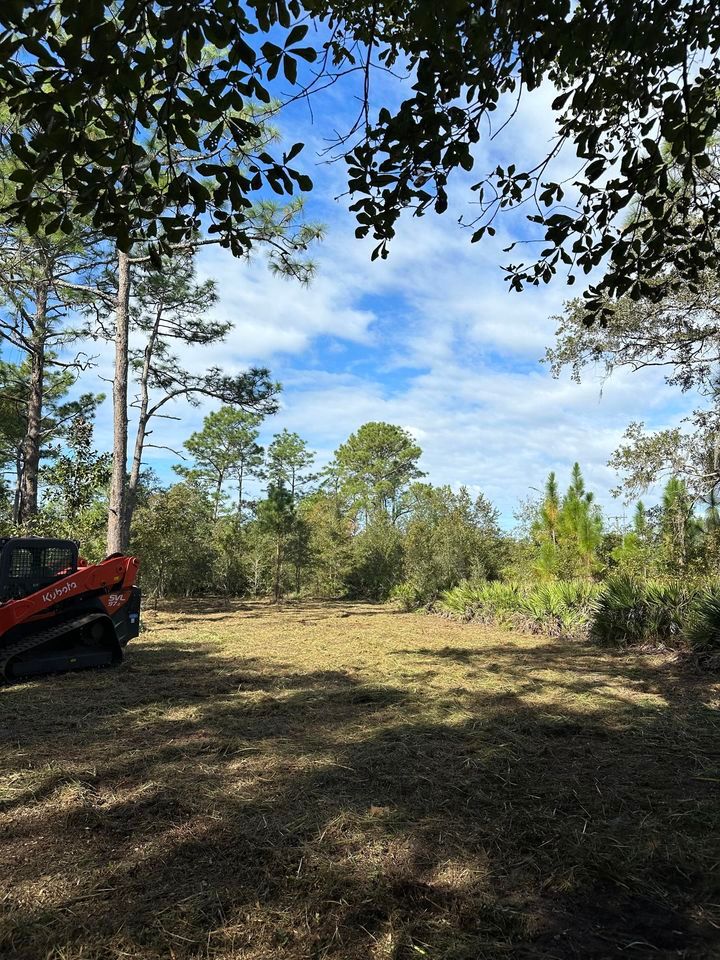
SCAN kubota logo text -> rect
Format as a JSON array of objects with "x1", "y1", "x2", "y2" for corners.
[{"x1": 42, "y1": 581, "x2": 77, "y2": 604}]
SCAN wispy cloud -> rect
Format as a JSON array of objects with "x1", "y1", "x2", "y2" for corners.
[{"x1": 79, "y1": 79, "x2": 694, "y2": 526}]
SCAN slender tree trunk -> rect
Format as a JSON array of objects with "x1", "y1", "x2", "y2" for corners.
[
  {"x1": 18, "y1": 283, "x2": 48, "y2": 526},
  {"x1": 12, "y1": 448, "x2": 22, "y2": 525},
  {"x1": 108, "y1": 249, "x2": 131, "y2": 554},
  {"x1": 127, "y1": 418, "x2": 147, "y2": 538},
  {"x1": 127, "y1": 299, "x2": 163, "y2": 535},
  {"x1": 214, "y1": 472, "x2": 223, "y2": 521},
  {"x1": 274, "y1": 538, "x2": 282, "y2": 602},
  {"x1": 678, "y1": 510, "x2": 687, "y2": 572},
  {"x1": 237, "y1": 462, "x2": 244, "y2": 514}
]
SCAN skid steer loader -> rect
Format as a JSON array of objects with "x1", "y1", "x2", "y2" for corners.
[{"x1": 0, "y1": 537, "x2": 140, "y2": 682}]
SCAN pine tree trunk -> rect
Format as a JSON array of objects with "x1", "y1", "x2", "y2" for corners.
[
  {"x1": 214, "y1": 473, "x2": 223, "y2": 521},
  {"x1": 127, "y1": 418, "x2": 146, "y2": 539},
  {"x1": 108, "y1": 249, "x2": 131, "y2": 554},
  {"x1": 274, "y1": 538, "x2": 282, "y2": 602},
  {"x1": 18, "y1": 283, "x2": 48, "y2": 526},
  {"x1": 12, "y1": 449, "x2": 22, "y2": 525},
  {"x1": 127, "y1": 298, "x2": 163, "y2": 536}
]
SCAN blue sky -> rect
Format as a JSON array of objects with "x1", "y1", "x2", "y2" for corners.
[{"x1": 84, "y1": 72, "x2": 693, "y2": 529}]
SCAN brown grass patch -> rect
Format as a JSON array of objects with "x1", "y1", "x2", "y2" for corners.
[{"x1": 1, "y1": 599, "x2": 719, "y2": 959}]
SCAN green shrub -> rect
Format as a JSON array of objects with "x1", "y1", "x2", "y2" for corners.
[
  {"x1": 591, "y1": 576, "x2": 699, "y2": 647},
  {"x1": 436, "y1": 580, "x2": 521, "y2": 621},
  {"x1": 686, "y1": 585, "x2": 720, "y2": 655},
  {"x1": 644, "y1": 581, "x2": 694, "y2": 642},
  {"x1": 473, "y1": 581, "x2": 523, "y2": 615},
  {"x1": 591, "y1": 575, "x2": 649, "y2": 646},
  {"x1": 391, "y1": 581, "x2": 425, "y2": 612},
  {"x1": 434, "y1": 581, "x2": 476, "y2": 618},
  {"x1": 517, "y1": 580, "x2": 601, "y2": 636},
  {"x1": 346, "y1": 516, "x2": 405, "y2": 601},
  {"x1": 439, "y1": 573, "x2": 720, "y2": 658},
  {"x1": 438, "y1": 579, "x2": 598, "y2": 637},
  {"x1": 438, "y1": 571, "x2": 720, "y2": 662}
]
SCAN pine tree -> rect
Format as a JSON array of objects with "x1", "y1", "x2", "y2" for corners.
[
  {"x1": 0, "y1": 142, "x2": 105, "y2": 524},
  {"x1": 109, "y1": 249, "x2": 279, "y2": 545},
  {"x1": 532, "y1": 472, "x2": 561, "y2": 579},
  {"x1": 256, "y1": 484, "x2": 297, "y2": 602},
  {"x1": 559, "y1": 463, "x2": 603, "y2": 578},
  {"x1": 660, "y1": 477, "x2": 702, "y2": 574},
  {"x1": 540, "y1": 472, "x2": 560, "y2": 546},
  {"x1": 533, "y1": 465, "x2": 603, "y2": 579},
  {"x1": 266, "y1": 430, "x2": 315, "y2": 501},
  {"x1": 177, "y1": 407, "x2": 268, "y2": 520},
  {"x1": 334, "y1": 422, "x2": 424, "y2": 524},
  {"x1": 611, "y1": 500, "x2": 653, "y2": 578}
]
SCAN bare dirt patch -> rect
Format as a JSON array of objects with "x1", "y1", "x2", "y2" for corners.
[{"x1": 1, "y1": 600, "x2": 719, "y2": 959}]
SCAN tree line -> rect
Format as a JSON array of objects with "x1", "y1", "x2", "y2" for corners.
[{"x1": 5, "y1": 376, "x2": 716, "y2": 605}]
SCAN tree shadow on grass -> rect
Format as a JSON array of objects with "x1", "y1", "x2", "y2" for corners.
[
  {"x1": 148, "y1": 598, "x2": 403, "y2": 625},
  {"x1": 403, "y1": 636, "x2": 712, "y2": 691},
  {"x1": 0, "y1": 630, "x2": 718, "y2": 960}
]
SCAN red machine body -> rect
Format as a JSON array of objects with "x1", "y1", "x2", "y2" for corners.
[{"x1": 0, "y1": 539, "x2": 141, "y2": 681}]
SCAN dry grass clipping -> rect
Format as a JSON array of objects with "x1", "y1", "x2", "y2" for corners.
[{"x1": 1, "y1": 599, "x2": 719, "y2": 959}]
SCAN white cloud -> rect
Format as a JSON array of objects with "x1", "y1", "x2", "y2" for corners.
[
  {"x1": 268, "y1": 347, "x2": 685, "y2": 524},
  {"x1": 75, "y1": 78, "x2": 697, "y2": 527},
  {"x1": 194, "y1": 247, "x2": 376, "y2": 364}
]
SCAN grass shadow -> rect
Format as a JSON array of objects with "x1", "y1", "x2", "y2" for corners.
[{"x1": 1, "y1": 604, "x2": 718, "y2": 959}]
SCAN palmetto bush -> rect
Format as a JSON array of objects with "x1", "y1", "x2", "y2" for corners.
[
  {"x1": 591, "y1": 575, "x2": 650, "y2": 646},
  {"x1": 434, "y1": 582, "x2": 475, "y2": 618},
  {"x1": 517, "y1": 581, "x2": 602, "y2": 636},
  {"x1": 437, "y1": 579, "x2": 599, "y2": 637},
  {"x1": 390, "y1": 581, "x2": 426, "y2": 612},
  {"x1": 685, "y1": 585, "x2": 720, "y2": 656},
  {"x1": 436, "y1": 580, "x2": 521, "y2": 621},
  {"x1": 644, "y1": 581, "x2": 695, "y2": 642},
  {"x1": 591, "y1": 576, "x2": 699, "y2": 648},
  {"x1": 438, "y1": 574, "x2": 720, "y2": 661}
]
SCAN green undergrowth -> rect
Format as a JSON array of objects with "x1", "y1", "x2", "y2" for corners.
[
  {"x1": 436, "y1": 579, "x2": 600, "y2": 637},
  {"x1": 436, "y1": 576, "x2": 720, "y2": 660}
]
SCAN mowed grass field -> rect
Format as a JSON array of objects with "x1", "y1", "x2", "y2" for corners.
[{"x1": 1, "y1": 601, "x2": 719, "y2": 960}]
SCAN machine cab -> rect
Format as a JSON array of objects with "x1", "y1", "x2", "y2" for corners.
[{"x1": 0, "y1": 538, "x2": 79, "y2": 603}]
